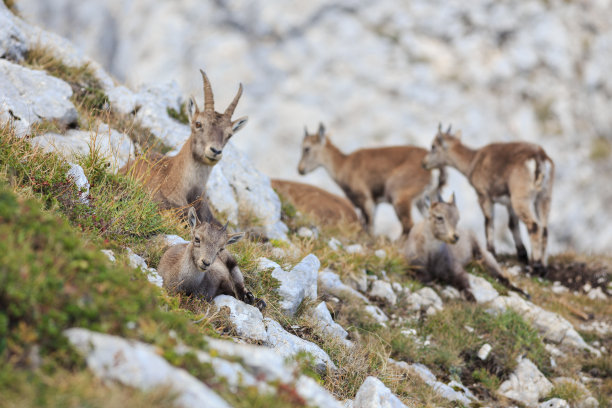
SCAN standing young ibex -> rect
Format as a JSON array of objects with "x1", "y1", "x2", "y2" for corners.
[
  {"x1": 298, "y1": 123, "x2": 446, "y2": 236},
  {"x1": 158, "y1": 207, "x2": 266, "y2": 310},
  {"x1": 120, "y1": 69, "x2": 248, "y2": 221},
  {"x1": 404, "y1": 194, "x2": 528, "y2": 300},
  {"x1": 423, "y1": 125, "x2": 554, "y2": 270},
  {"x1": 271, "y1": 179, "x2": 360, "y2": 226}
]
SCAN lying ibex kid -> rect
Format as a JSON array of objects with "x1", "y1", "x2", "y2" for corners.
[
  {"x1": 158, "y1": 207, "x2": 266, "y2": 310},
  {"x1": 404, "y1": 193, "x2": 528, "y2": 301}
]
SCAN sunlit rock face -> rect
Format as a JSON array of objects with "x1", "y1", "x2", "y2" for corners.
[{"x1": 18, "y1": 0, "x2": 612, "y2": 253}]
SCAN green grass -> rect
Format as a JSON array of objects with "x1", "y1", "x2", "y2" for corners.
[{"x1": 167, "y1": 103, "x2": 189, "y2": 125}]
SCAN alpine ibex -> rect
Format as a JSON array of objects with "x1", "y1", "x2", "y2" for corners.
[
  {"x1": 158, "y1": 207, "x2": 266, "y2": 310},
  {"x1": 298, "y1": 123, "x2": 446, "y2": 236},
  {"x1": 423, "y1": 125, "x2": 554, "y2": 270},
  {"x1": 271, "y1": 179, "x2": 360, "y2": 226},
  {"x1": 404, "y1": 194, "x2": 528, "y2": 300},
  {"x1": 120, "y1": 69, "x2": 248, "y2": 221}
]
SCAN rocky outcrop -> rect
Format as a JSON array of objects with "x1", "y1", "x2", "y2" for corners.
[
  {"x1": 368, "y1": 280, "x2": 397, "y2": 306},
  {"x1": 311, "y1": 301, "x2": 352, "y2": 346},
  {"x1": 497, "y1": 357, "x2": 553, "y2": 408},
  {"x1": 213, "y1": 295, "x2": 268, "y2": 342},
  {"x1": 353, "y1": 377, "x2": 405, "y2": 408}
]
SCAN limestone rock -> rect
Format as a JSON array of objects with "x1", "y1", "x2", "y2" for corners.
[
  {"x1": 498, "y1": 357, "x2": 553, "y2": 407},
  {"x1": 406, "y1": 362, "x2": 475, "y2": 405},
  {"x1": 468, "y1": 274, "x2": 500, "y2": 304},
  {"x1": 364, "y1": 305, "x2": 389, "y2": 325},
  {"x1": 406, "y1": 287, "x2": 443, "y2": 315},
  {"x1": 0, "y1": 59, "x2": 77, "y2": 135},
  {"x1": 295, "y1": 375, "x2": 344, "y2": 408},
  {"x1": 213, "y1": 295, "x2": 267, "y2": 342},
  {"x1": 318, "y1": 269, "x2": 369, "y2": 303},
  {"x1": 539, "y1": 399, "x2": 569, "y2": 408},
  {"x1": 263, "y1": 318, "x2": 336, "y2": 373},
  {"x1": 311, "y1": 301, "x2": 352, "y2": 346},
  {"x1": 125, "y1": 248, "x2": 163, "y2": 288},
  {"x1": 64, "y1": 328, "x2": 231, "y2": 408},
  {"x1": 353, "y1": 376, "x2": 405, "y2": 408},
  {"x1": 66, "y1": 162, "x2": 90, "y2": 204},
  {"x1": 368, "y1": 280, "x2": 397, "y2": 306},
  {"x1": 0, "y1": 5, "x2": 28, "y2": 61}
]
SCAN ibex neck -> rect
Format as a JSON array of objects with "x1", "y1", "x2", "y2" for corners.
[
  {"x1": 322, "y1": 140, "x2": 347, "y2": 180},
  {"x1": 172, "y1": 136, "x2": 213, "y2": 197},
  {"x1": 448, "y1": 142, "x2": 477, "y2": 176}
]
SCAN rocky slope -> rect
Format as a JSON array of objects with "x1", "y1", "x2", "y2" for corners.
[
  {"x1": 1, "y1": 2, "x2": 611, "y2": 408},
  {"x1": 15, "y1": 0, "x2": 612, "y2": 254}
]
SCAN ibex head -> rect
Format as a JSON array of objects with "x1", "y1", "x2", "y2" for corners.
[
  {"x1": 427, "y1": 192, "x2": 460, "y2": 244},
  {"x1": 187, "y1": 70, "x2": 249, "y2": 165},
  {"x1": 298, "y1": 122, "x2": 327, "y2": 175},
  {"x1": 187, "y1": 207, "x2": 244, "y2": 271},
  {"x1": 423, "y1": 123, "x2": 462, "y2": 170}
]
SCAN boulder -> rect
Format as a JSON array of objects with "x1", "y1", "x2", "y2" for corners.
[
  {"x1": 213, "y1": 295, "x2": 267, "y2": 342},
  {"x1": 498, "y1": 357, "x2": 553, "y2": 407},
  {"x1": 64, "y1": 328, "x2": 231, "y2": 408},
  {"x1": 368, "y1": 280, "x2": 397, "y2": 306},
  {"x1": 406, "y1": 362, "x2": 475, "y2": 405},
  {"x1": 0, "y1": 5, "x2": 28, "y2": 61},
  {"x1": 263, "y1": 318, "x2": 336, "y2": 373},
  {"x1": 353, "y1": 377, "x2": 405, "y2": 408},
  {"x1": 311, "y1": 301, "x2": 352, "y2": 346},
  {"x1": 406, "y1": 287, "x2": 443, "y2": 315},
  {"x1": 318, "y1": 269, "x2": 369, "y2": 302},
  {"x1": 468, "y1": 274, "x2": 499, "y2": 304},
  {"x1": 125, "y1": 248, "x2": 163, "y2": 288},
  {"x1": 364, "y1": 305, "x2": 389, "y2": 325},
  {"x1": 0, "y1": 59, "x2": 77, "y2": 135}
]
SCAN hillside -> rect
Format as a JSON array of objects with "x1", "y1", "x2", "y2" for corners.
[{"x1": 1, "y1": 2, "x2": 611, "y2": 408}]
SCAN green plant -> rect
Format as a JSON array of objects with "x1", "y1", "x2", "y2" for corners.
[{"x1": 167, "y1": 103, "x2": 189, "y2": 125}]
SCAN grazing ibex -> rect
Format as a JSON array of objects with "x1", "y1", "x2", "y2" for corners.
[
  {"x1": 423, "y1": 125, "x2": 554, "y2": 270},
  {"x1": 404, "y1": 194, "x2": 528, "y2": 300},
  {"x1": 120, "y1": 69, "x2": 248, "y2": 221},
  {"x1": 271, "y1": 179, "x2": 360, "y2": 226},
  {"x1": 158, "y1": 207, "x2": 266, "y2": 310},
  {"x1": 298, "y1": 123, "x2": 446, "y2": 236}
]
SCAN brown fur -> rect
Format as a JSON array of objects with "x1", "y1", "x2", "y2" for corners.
[
  {"x1": 297, "y1": 123, "x2": 446, "y2": 236},
  {"x1": 271, "y1": 179, "x2": 359, "y2": 226},
  {"x1": 120, "y1": 69, "x2": 248, "y2": 222},
  {"x1": 158, "y1": 207, "x2": 265, "y2": 310},
  {"x1": 423, "y1": 125, "x2": 554, "y2": 269},
  {"x1": 404, "y1": 194, "x2": 528, "y2": 300}
]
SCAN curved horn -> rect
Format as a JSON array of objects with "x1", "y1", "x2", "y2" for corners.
[
  {"x1": 446, "y1": 124, "x2": 452, "y2": 133},
  {"x1": 224, "y1": 83, "x2": 243, "y2": 117},
  {"x1": 223, "y1": 221, "x2": 229, "y2": 231},
  {"x1": 200, "y1": 69, "x2": 214, "y2": 114}
]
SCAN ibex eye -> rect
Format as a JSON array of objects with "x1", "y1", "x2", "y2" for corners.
[
  {"x1": 304, "y1": 147, "x2": 310, "y2": 153},
  {"x1": 195, "y1": 121, "x2": 202, "y2": 129},
  {"x1": 435, "y1": 216, "x2": 444, "y2": 222},
  {"x1": 194, "y1": 237, "x2": 200, "y2": 244}
]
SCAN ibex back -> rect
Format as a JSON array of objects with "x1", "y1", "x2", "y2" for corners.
[
  {"x1": 120, "y1": 69, "x2": 248, "y2": 221},
  {"x1": 404, "y1": 194, "x2": 528, "y2": 300},
  {"x1": 298, "y1": 123, "x2": 446, "y2": 236},
  {"x1": 423, "y1": 125, "x2": 554, "y2": 270},
  {"x1": 158, "y1": 207, "x2": 265, "y2": 310}
]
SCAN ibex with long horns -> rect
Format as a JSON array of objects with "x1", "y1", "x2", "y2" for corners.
[
  {"x1": 121, "y1": 69, "x2": 248, "y2": 221},
  {"x1": 297, "y1": 123, "x2": 446, "y2": 236},
  {"x1": 423, "y1": 125, "x2": 554, "y2": 270}
]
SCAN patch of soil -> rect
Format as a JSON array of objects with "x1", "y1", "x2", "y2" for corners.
[{"x1": 541, "y1": 260, "x2": 610, "y2": 293}]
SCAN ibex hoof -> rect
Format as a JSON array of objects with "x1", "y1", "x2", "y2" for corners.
[
  {"x1": 516, "y1": 246, "x2": 529, "y2": 264},
  {"x1": 464, "y1": 289, "x2": 476, "y2": 302},
  {"x1": 531, "y1": 262, "x2": 546, "y2": 277},
  {"x1": 255, "y1": 299, "x2": 267, "y2": 312}
]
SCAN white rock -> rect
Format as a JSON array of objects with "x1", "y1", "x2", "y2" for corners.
[
  {"x1": 311, "y1": 301, "x2": 352, "y2": 346},
  {"x1": 125, "y1": 248, "x2": 163, "y2": 287},
  {"x1": 440, "y1": 285, "x2": 461, "y2": 300},
  {"x1": 213, "y1": 295, "x2": 267, "y2": 342},
  {"x1": 64, "y1": 328, "x2": 231, "y2": 408},
  {"x1": 163, "y1": 234, "x2": 189, "y2": 246},
  {"x1": 318, "y1": 269, "x2": 369, "y2": 303},
  {"x1": 353, "y1": 377, "x2": 406, "y2": 408},
  {"x1": 408, "y1": 363, "x2": 474, "y2": 405},
  {"x1": 551, "y1": 281, "x2": 569, "y2": 294},
  {"x1": 498, "y1": 357, "x2": 553, "y2": 407},
  {"x1": 587, "y1": 287, "x2": 607, "y2": 300},
  {"x1": 374, "y1": 249, "x2": 386, "y2": 259},
  {"x1": 345, "y1": 244, "x2": 363, "y2": 254},
  {"x1": 259, "y1": 254, "x2": 319, "y2": 316},
  {"x1": 539, "y1": 399, "x2": 569, "y2": 408},
  {"x1": 295, "y1": 375, "x2": 344, "y2": 408},
  {"x1": 468, "y1": 274, "x2": 500, "y2": 304},
  {"x1": 368, "y1": 280, "x2": 397, "y2": 306},
  {"x1": 263, "y1": 318, "x2": 336, "y2": 373},
  {"x1": 552, "y1": 377, "x2": 596, "y2": 408},
  {"x1": 364, "y1": 305, "x2": 389, "y2": 325},
  {"x1": 328, "y1": 237, "x2": 342, "y2": 251},
  {"x1": 349, "y1": 270, "x2": 369, "y2": 293},
  {"x1": 100, "y1": 249, "x2": 115, "y2": 262},
  {"x1": 0, "y1": 5, "x2": 28, "y2": 61},
  {"x1": 0, "y1": 58, "x2": 77, "y2": 136},
  {"x1": 297, "y1": 226, "x2": 314, "y2": 238},
  {"x1": 477, "y1": 343, "x2": 492, "y2": 360},
  {"x1": 32, "y1": 123, "x2": 134, "y2": 170},
  {"x1": 66, "y1": 162, "x2": 90, "y2": 204},
  {"x1": 406, "y1": 287, "x2": 443, "y2": 314}
]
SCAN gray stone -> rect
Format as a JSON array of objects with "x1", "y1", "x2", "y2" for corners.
[
  {"x1": 0, "y1": 5, "x2": 27, "y2": 61},
  {"x1": 213, "y1": 295, "x2": 267, "y2": 342},
  {"x1": 163, "y1": 234, "x2": 189, "y2": 246},
  {"x1": 552, "y1": 377, "x2": 596, "y2": 408},
  {"x1": 374, "y1": 249, "x2": 386, "y2": 259},
  {"x1": 31, "y1": 123, "x2": 134, "y2": 170},
  {"x1": 406, "y1": 287, "x2": 443, "y2": 315},
  {"x1": 353, "y1": 376, "x2": 406, "y2": 408},
  {"x1": 440, "y1": 285, "x2": 461, "y2": 300},
  {"x1": 318, "y1": 269, "x2": 369, "y2": 302},
  {"x1": 0, "y1": 59, "x2": 77, "y2": 136},
  {"x1": 64, "y1": 328, "x2": 231, "y2": 408},
  {"x1": 498, "y1": 357, "x2": 553, "y2": 407},
  {"x1": 539, "y1": 399, "x2": 569, "y2": 408},
  {"x1": 258, "y1": 255, "x2": 319, "y2": 316},
  {"x1": 364, "y1": 305, "x2": 389, "y2": 325},
  {"x1": 328, "y1": 237, "x2": 341, "y2": 251},
  {"x1": 66, "y1": 162, "x2": 90, "y2": 204},
  {"x1": 126, "y1": 248, "x2": 163, "y2": 288},
  {"x1": 468, "y1": 274, "x2": 499, "y2": 304},
  {"x1": 100, "y1": 249, "x2": 116, "y2": 262},
  {"x1": 477, "y1": 343, "x2": 492, "y2": 360},
  {"x1": 407, "y1": 363, "x2": 474, "y2": 405},
  {"x1": 345, "y1": 244, "x2": 363, "y2": 254},
  {"x1": 311, "y1": 301, "x2": 352, "y2": 346},
  {"x1": 263, "y1": 318, "x2": 336, "y2": 373},
  {"x1": 368, "y1": 280, "x2": 397, "y2": 306},
  {"x1": 295, "y1": 375, "x2": 344, "y2": 408}
]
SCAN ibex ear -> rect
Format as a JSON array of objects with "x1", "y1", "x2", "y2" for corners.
[
  {"x1": 188, "y1": 96, "x2": 199, "y2": 122},
  {"x1": 187, "y1": 207, "x2": 200, "y2": 230},
  {"x1": 226, "y1": 232, "x2": 244, "y2": 245},
  {"x1": 232, "y1": 116, "x2": 248, "y2": 134},
  {"x1": 449, "y1": 192, "x2": 456, "y2": 206},
  {"x1": 436, "y1": 191, "x2": 444, "y2": 203},
  {"x1": 317, "y1": 122, "x2": 326, "y2": 143},
  {"x1": 424, "y1": 195, "x2": 432, "y2": 210}
]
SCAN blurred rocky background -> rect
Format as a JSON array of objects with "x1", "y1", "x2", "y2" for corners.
[{"x1": 17, "y1": 0, "x2": 612, "y2": 254}]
